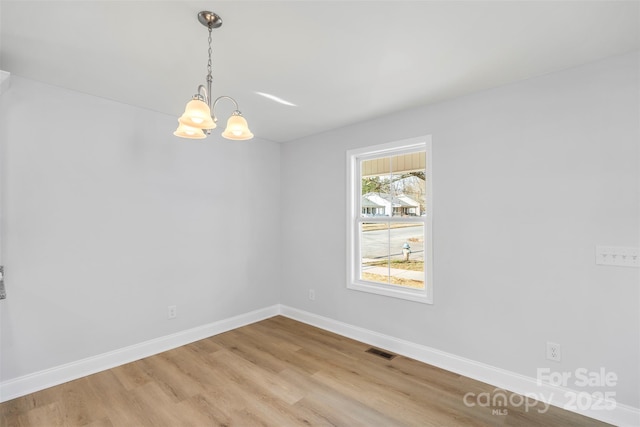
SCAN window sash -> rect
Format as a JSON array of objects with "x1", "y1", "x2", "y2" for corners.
[{"x1": 346, "y1": 136, "x2": 433, "y2": 304}]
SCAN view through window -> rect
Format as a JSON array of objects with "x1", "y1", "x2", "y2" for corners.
[{"x1": 360, "y1": 152, "x2": 426, "y2": 288}]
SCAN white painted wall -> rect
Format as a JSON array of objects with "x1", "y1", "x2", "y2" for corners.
[
  {"x1": 0, "y1": 71, "x2": 10, "y2": 96},
  {"x1": 280, "y1": 52, "x2": 640, "y2": 408},
  {"x1": 0, "y1": 77, "x2": 281, "y2": 381}
]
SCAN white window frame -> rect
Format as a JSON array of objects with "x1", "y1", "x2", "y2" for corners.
[{"x1": 346, "y1": 136, "x2": 433, "y2": 304}]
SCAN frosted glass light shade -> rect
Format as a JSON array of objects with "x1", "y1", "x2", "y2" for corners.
[
  {"x1": 221, "y1": 113, "x2": 254, "y2": 140},
  {"x1": 178, "y1": 99, "x2": 216, "y2": 129},
  {"x1": 174, "y1": 121, "x2": 206, "y2": 139}
]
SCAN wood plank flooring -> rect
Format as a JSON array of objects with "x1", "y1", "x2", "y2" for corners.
[{"x1": 1, "y1": 316, "x2": 610, "y2": 426}]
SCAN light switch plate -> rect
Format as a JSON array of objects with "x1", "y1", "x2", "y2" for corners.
[{"x1": 596, "y1": 246, "x2": 639, "y2": 267}]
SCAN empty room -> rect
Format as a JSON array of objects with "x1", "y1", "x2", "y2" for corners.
[{"x1": 0, "y1": 1, "x2": 638, "y2": 426}]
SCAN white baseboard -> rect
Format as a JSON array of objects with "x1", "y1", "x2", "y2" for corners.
[
  {"x1": 279, "y1": 305, "x2": 640, "y2": 427},
  {"x1": 0, "y1": 305, "x2": 279, "y2": 403}
]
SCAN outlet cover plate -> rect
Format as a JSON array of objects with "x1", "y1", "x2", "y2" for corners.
[
  {"x1": 546, "y1": 342, "x2": 561, "y2": 362},
  {"x1": 168, "y1": 305, "x2": 177, "y2": 319}
]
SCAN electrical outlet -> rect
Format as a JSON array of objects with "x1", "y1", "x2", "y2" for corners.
[
  {"x1": 168, "y1": 305, "x2": 177, "y2": 319},
  {"x1": 546, "y1": 342, "x2": 561, "y2": 362},
  {"x1": 309, "y1": 289, "x2": 316, "y2": 301}
]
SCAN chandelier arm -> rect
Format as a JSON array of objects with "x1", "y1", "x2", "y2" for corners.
[
  {"x1": 212, "y1": 95, "x2": 239, "y2": 111},
  {"x1": 211, "y1": 96, "x2": 240, "y2": 123},
  {"x1": 195, "y1": 84, "x2": 210, "y2": 105}
]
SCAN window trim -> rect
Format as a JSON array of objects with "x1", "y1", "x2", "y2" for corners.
[{"x1": 346, "y1": 136, "x2": 433, "y2": 304}]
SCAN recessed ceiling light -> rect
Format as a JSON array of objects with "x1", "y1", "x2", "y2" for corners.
[{"x1": 255, "y1": 91, "x2": 297, "y2": 107}]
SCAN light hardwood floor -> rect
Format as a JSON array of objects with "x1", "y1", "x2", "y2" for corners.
[{"x1": 1, "y1": 316, "x2": 609, "y2": 426}]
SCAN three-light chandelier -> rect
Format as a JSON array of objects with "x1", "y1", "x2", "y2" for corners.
[{"x1": 174, "y1": 11, "x2": 253, "y2": 140}]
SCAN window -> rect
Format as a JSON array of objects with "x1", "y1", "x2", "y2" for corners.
[{"x1": 346, "y1": 136, "x2": 433, "y2": 304}]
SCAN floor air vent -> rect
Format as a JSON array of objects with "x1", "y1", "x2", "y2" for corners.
[{"x1": 366, "y1": 347, "x2": 397, "y2": 360}]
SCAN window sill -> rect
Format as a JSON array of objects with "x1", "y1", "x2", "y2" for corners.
[{"x1": 347, "y1": 280, "x2": 433, "y2": 304}]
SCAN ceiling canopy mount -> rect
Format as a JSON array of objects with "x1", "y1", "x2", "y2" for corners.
[{"x1": 197, "y1": 11, "x2": 223, "y2": 29}]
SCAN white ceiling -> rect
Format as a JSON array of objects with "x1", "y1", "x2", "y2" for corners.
[{"x1": 1, "y1": 1, "x2": 638, "y2": 143}]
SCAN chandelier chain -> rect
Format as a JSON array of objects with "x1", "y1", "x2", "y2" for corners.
[{"x1": 207, "y1": 27, "x2": 213, "y2": 85}]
